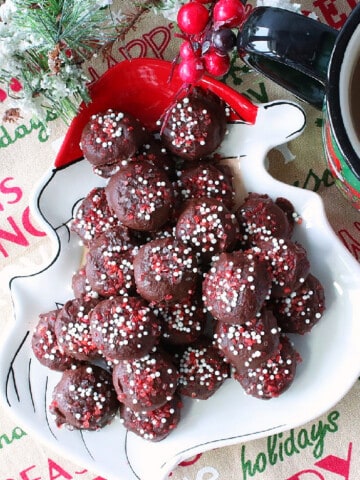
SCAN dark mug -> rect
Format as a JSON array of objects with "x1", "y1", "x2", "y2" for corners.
[{"x1": 238, "y1": 5, "x2": 360, "y2": 209}]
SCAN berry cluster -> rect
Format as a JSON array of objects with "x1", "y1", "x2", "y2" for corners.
[{"x1": 176, "y1": 0, "x2": 245, "y2": 84}]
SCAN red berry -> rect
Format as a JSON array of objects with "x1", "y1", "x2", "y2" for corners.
[
  {"x1": 180, "y1": 40, "x2": 201, "y2": 60},
  {"x1": 0, "y1": 88, "x2": 7, "y2": 102},
  {"x1": 203, "y1": 49, "x2": 230, "y2": 77},
  {"x1": 177, "y1": 2, "x2": 210, "y2": 35},
  {"x1": 178, "y1": 57, "x2": 205, "y2": 84},
  {"x1": 194, "y1": 0, "x2": 215, "y2": 3},
  {"x1": 213, "y1": 0, "x2": 245, "y2": 28},
  {"x1": 9, "y1": 78, "x2": 22, "y2": 93}
]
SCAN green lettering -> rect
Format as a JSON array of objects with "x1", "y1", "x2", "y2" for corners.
[
  {"x1": 278, "y1": 432, "x2": 284, "y2": 461},
  {"x1": 224, "y1": 57, "x2": 251, "y2": 86},
  {"x1": 311, "y1": 420, "x2": 328, "y2": 459},
  {"x1": 267, "y1": 434, "x2": 278, "y2": 465},
  {"x1": 238, "y1": 411, "x2": 340, "y2": 478},
  {"x1": 293, "y1": 168, "x2": 335, "y2": 191},
  {"x1": 326, "y1": 410, "x2": 340, "y2": 432},
  {"x1": 297, "y1": 427, "x2": 313, "y2": 450},
  {"x1": 323, "y1": 168, "x2": 336, "y2": 187},
  {"x1": 30, "y1": 117, "x2": 50, "y2": 143},
  {"x1": 0, "y1": 433, "x2": 11, "y2": 449},
  {"x1": 0, "y1": 426, "x2": 27, "y2": 449},
  {"x1": 0, "y1": 109, "x2": 58, "y2": 149},
  {"x1": 15, "y1": 124, "x2": 31, "y2": 140},
  {"x1": 12, "y1": 426, "x2": 27, "y2": 440},
  {"x1": 254, "y1": 452, "x2": 267, "y2": 473},
  {"x1": 284, "y1": 429, "x2": 300, "y2": 457},
  {"x1": 0, "y1": 126, "x2": 14, "y2": 148},
  {"x1": 241, "y1": 445, "x2": 256, "y2": 480},
  {"x1": 303, "y1": 168, "x2": 323, "y2": 191},
  {"x1": 246, "y1": 82, "x2": 269, "y2": 103}
]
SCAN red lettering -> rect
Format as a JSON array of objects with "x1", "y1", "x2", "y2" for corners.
[
  {"x1": 0, "y1": 177, "x2": 22, "y2": 204},
  {"x1": 286, "y1": 470, "x2": 325, "y2": 480},
  {"x1": 118, "y1": 38, "x2": 147, "y2": 60},
  {"x1": 143, "y1": 26, "x2": 171, "y2": 59},
  {"x1": 22, "y1": 207, "x2": 46, "y2": 237},
  {"x1": 346, "y1": 0, "x2": 357, "y2": 9},
  {"x1": 87, "y1": 66, "x2": 101, "y2": 85},
  {"x1": 178, "y1": 453, "x2": 202, "y2": 467},
  {"x1": 0, "y1": 216, "x2": 29, "y2": 257},
  {"x1": 313, "y1": 0, "x2": 348, "y2": 29},
  {"x1": 337, "y1": 226, "x2": 360, "y2": 261},
  {"x1": 19, "y1": 466, "x2": 41, "y2": 480},
  {"x1": 47, "y1": 458, "x2": 72, "y2": 480},
  {"x1": 105, "y1": 54, "x2": 119, "y2": 70},
  {"x1": 315, "y1": 443, "x2": 352, "y2": 479}
]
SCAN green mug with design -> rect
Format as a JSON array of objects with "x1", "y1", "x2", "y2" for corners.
[{"x1": 238, "y1": 4, "x2": 360, "y2": 209}]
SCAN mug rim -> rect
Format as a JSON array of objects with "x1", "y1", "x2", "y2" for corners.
[{"x1": 327, "y1": 4, "x2": 360, "y2": 180}]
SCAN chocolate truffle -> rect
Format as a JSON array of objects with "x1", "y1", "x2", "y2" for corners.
[
  {"x1": 85, "y1": 228, "x2": 138, "y2": 298},
  {"x1": 120, "y1": 394, "x2": 182, "y2": 442},
  {"x1": 154, "y1": 295, "x2": 206, "y2": 345},
  {"x1": 71, "y1": 187, "x2": 122, "y2": 246},
  {"x1": 271, "y1": 273, "x2": 325, "y2": 334},
  {"x1": 89, "y1": 296, "x2": 162, "y2": 361},
  {"x1": 275, "y1": 196, "x2": 300, "y2": 237},
  {"x1": 54, "y1": 297, "x2": 99, "y2": 362},
  {"x1": 31, "y1": 309, "x2": 75, "y2": 371},
  {"x1": 175, "y1": 197, "x2": 239, "y2": 263},
  {"x1": 49, "y1": 364, "x2": 118, "y2": 430},
  {"x1": 177, "y1": 163, "x2": 235, "y2": 210},
  {"x1": 160, "y1": 87, "x2": 227, "y2": 161},
  {"x1": 253, "y1": 238, "x2": 311, "y2": 298},
  {"x1": 112, "y1": 347, "x2": 178, "y2": 412},
  {"x1": 233, "y1": 335, "x2": 301, "y2": 399},
  {"x1": 202, "y1": 251, "x2": 272, "y2": 324},
  {"x1": 177, "y1": 339, "x2": 230, "y2": 399},
  {"x1": 106, "y1": 161, "x2": 174, "y2": 231},
  {"x1": 214, "y1": 308, "x2": 280, "y2": 372},
  {"x1": 235, "y1": 193, "x2": 293, "y2": 247},
  {"x1": 133, "y1": 237, "x2": 198, "y2": 304},
  {"x1": 71, "y1": 267, "x2": 100, "y2": 301},
  {"x1": 80, "y1": 109, "x2": 149, "y2": 167}
]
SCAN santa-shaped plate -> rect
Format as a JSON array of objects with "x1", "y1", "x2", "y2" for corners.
[{"x1": 1, "y1": 59, "x2": 360, "y2": 480}]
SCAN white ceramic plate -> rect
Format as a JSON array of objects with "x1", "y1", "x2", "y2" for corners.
[{"x1": 1, "y1": 59, "x2": 360, "y2": 480}]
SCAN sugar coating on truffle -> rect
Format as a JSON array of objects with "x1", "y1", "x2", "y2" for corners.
[
  {"x1": 252, "y1": 238, "x2": 311, "y2": 298},
  {"x1": 120, "y1": 394, "x2": 182, "y2": 442},
  {"x1": 55, "y1": 298, "x2": 99, "y2": 362},
  {"x1": 177, "y1": 163, "x2": 235, "y2": 210},
  {"x1": 112, "y1": 347, "x2": 178, "y2": 412},
  {"x1": 160, "y1": 87, "x2": 227, "y2": 161},
  {"x1": 271, "y1": 273, "x2": 325, "y2": 334},
  {"x1": 175, "y1": 197, "x2": 239, "y2": 262},
  {"x1": 106, "y1": 161, "x2": 174, "y2": 231},
  {"x1": 71, "y1": 187, "x2": 121, "y2": 246},
  {"x1": 80, "y1": 109, "x2": 149, "y2": 167},
  {"x1": 133, "y1": 236, "x2": 198, "y2": 304},
  {"x1": 153, "y1": 295, "x2": 206, "y2": 345},
  {"x1": 31, "y1": 309, "x2": 76, "y2": 371},
  {"x1": 233, "y1": 335, "x2": 301, "y2": 399},
  {"x1": 202, "y1": 251, "x2": 272, "y2": 324},
  {"x1": 235, "y1": 193, "x2": 293, "y2": 247},
  {"x1": 178, "y1": 340, "x2": 230, "y2": 399},
  {"x1": 89, "y1": 296, "x2": 161, "y2": 361},
  {"x1": 214, "y1": 308, "x2": 280, "y2": 372},
  {"x1": 85, "y1": 228, "x2": 138, "y2": 298},
  {"x1": 49, "y1": 364, "x2": 118, "y2": 430}
]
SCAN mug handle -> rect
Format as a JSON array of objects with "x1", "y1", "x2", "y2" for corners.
[{"x1": 237, "y1": 7, "x2": 338, "y2": 109}]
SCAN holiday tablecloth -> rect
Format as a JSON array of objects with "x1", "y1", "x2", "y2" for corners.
[{"x1": 1, "y1": 1, "x2": 359, "y2": 479}]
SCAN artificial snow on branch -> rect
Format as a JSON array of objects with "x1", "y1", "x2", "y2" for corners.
[{"x1": 0, "y1": 0, "x2": 164, "y2": 126}]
